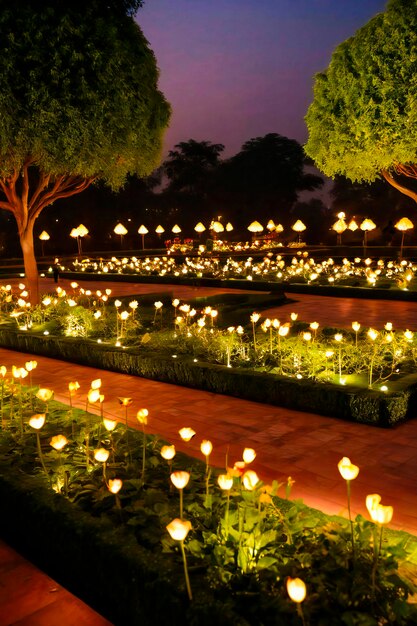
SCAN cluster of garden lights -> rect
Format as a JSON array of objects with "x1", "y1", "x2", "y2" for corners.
[
  {"x1": 2, "y1": 281, "x2": 417, "y2": 391},
  {"x1": 38, "y1": 215, "x2": 414, "y2": 254},
  {"x1": 67, "y1": 252, "x2": 417, "y2": 290},
  {"x1": 0, "y1": 359, "x2": 395, "y2": 611}
]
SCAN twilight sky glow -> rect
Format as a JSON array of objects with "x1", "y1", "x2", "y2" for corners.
[{"x1": 138, "y1": 0, "x2": 386, "y2": 158}]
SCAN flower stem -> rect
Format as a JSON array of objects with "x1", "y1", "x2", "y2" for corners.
[
  {"x1": 180, "y1": 540, "x2": 193, "y2": 601},
  {"x1": 346, "y1": 480, "x2": 355, "y2": 562}
]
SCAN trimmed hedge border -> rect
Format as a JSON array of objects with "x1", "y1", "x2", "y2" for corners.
[
  {"x1": 0, "y1": 328, "x2": 415, "y2": 427},
  {"x1": 59, "y1": 271, "x2": 417, "y2": 301},
  {"x1": 0, "y1": 472, "x2": 241, "y2": 626}
]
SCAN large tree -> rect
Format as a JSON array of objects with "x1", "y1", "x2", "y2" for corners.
[
  {"x1": 305, "y1": 0, "x2": 417, "y2": 206},
  {"x1": 217, "y1": 133, "x2": 323, "y2": 224},
  {"x1": 0, "y1": 0, "x2": 170, "y2": 302}
]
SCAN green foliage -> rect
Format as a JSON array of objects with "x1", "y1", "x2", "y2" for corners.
[
  {"x1": 0, "y1": 1, "x2": 170, "y2": 187},
  {"x1": 0, "y1": 390, "x2": 416, "y2": 624},
  {"x1": 305, "y1": 0, "x2": 417, "y2": 182}
]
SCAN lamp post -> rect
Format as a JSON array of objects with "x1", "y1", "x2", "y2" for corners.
[
  {"x1": 155, "y1": 225, "x2": 165, "y2": 240},
  {"x1": 194, "y1": 222, "x2": 206, "y2": 239},
  {"x1": 77, "y1": 224, "x2": 89, "y2": 255},
  {"x1": 138, "y1": 224, "x2": 149, "y2": 250},
  {"x1": 247, "y1": 221, "x2": 264, "y2": 241},
  {"x1": 291, "y1": 220, "x2": 306, "y2": 244},
  {"x1": 212, "y1": 220, "x2": 224, "y2": 240},
  {"x1": 348, "y1": 218, "x2": 359, "y2": 232},
  {"x1": 332, "y1": 215, "x2": 347, "y2": 245},
  {"x1": 114, "y1": 223, "x2": 128, "y2": 248},
  {"x1": 38, "y1": 231, "x2": 50, "y2": 257},
  {"x1": 395, "y1": 217, "x2": 414, "y2": 259},
  {"x1": 360, "y1": 218, "x2": 376, "y2": 255},
  {"x1": 70, "y1": 227, "x2": 80, "y2": 255}
]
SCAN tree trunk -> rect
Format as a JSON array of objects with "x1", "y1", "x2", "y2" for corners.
[
  {"x1": 381, "y1": 169, "x2": 417, "y2": 204},
  {"x1": 20, "y1": 226, "x2": 39, "y2": 305}
]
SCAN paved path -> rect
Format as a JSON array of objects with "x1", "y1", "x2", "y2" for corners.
[
  {"x1": 1, "y1": 346, "x2": 417, "y2": 536},
  {"x1": 0, "y1": 540, "x2": 111, "y2": 626}
]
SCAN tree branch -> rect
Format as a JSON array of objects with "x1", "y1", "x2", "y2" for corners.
[
  {"x1": 30, "y1": 176, "x2": 95, "y2": 221},
  {"x1": 381, "y1": 169, "x2": 417, "y2": 204},
  {"x1": 393, "y1": 163, "x2": 417, "y2": 180}
]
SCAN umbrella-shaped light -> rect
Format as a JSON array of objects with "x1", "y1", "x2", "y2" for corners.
[
  {"x1": 77, "y1": 224, "x2": 89, "y2": 237},
  {"x1": 212, "y1": 221, "x2": 224, "y2": 233},
  {"x1": 348, "y1": 219, "x2": 359, "y2": 232},
  {"x1": 291, "y1": 220, "x2": 306, "y2": 233},
  {"x1": 114, "y1": 223, "x2": 128, "y2": 236},
  {"x1": 194, "y1": 222, "x2": 206, "y2": 234},
  {"x1": 395, "y1": 217, "x2": 414, "y2": 231},
  {"x1": 138, "y1": 225, "x2": 148, "y2": 235},
  {"x1": 39, "y1": 231, "x2": 50, "y2": 241},
  {"x1": 360, "y1": 218, "x2": 376, "y2": 232},
  {"x1": 247, "y1": 221, "x2": 264, "y2": 233},
  {"x1": 225, "y1": 222, "x2": 234, "y2": 232},
  {"x1": 155, "y1": 225, "x2": 165, "y2": 235},
  {"x1": 172, "y1": 224, "x2": 182, "y2": 234},
  {"x1": 266, "y1": 219, "x2": 276, "y2": 231}
]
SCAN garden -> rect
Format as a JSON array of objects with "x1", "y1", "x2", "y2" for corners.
[
  {"x1": 0, "y1": 360, "x2": 417, "y2": 625},
  {"x1": 0, "y1": 279, "x2": 417, "y2": 425},
  {"x1": 66, "y1": 252, "x2": 417, "y2": 293}
]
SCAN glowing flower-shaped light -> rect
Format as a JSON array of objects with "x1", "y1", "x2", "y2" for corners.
[
  {"x1": 179, "y1": 427, "x2": 196, "y2": 442},
  {"x1": 36, "y1": 388, "x2": 54, "y2": 402},
  {"x1": 218, "y1": 474, "x2": 234, "y2": 490},
  {"x1": 88, "y1": 389, "x2": 101, "y2": 404},
  {"x1": 286, "y1": 577, "x2": 307, "y2": 603},
  {"x1": 170, "y1": 471, "x2": 190, "y2": 490},
  {"x1": 94, "y1": 448, "x2": 110, "y2": 463},
  {"x1": 166, "y1": 518, "x2": 192, "y2": 542},
  {"x1": 200, "y1": 440, "x2": 213, "y2": 457},
  {"x1": 50, "y1": 434, "x2": 69, "y2": 451},
  {"x1": 103, "y1": 418, "x2": 117, "y2": 431},
  {"x1": 91, "y1": 378, "x2": 102, "y2": 390},
  {"x1": 338, "y1": 457, "x2": 359, "y2": 481},
  {"x1": 242, "y1": 470, "x2": 260, "y2": 491},
  {"x1": 242, "y1": 448, "x2": 256, "y2": 464},
  {"x1": 118, "y1": 397, "x2": 132, "y2": 407},
  {"x1": 161, "y1": 445, "x2": 176, "y2": 461},
  {"x1": 136, "y1": 408, "x2": 149, "y2": 425},
  {"x1": 108, "y1": 478, "x2": 123, "y2": 494},
  {"x1": 28, "y1": 414, "x2": 46, "y2": 430},
  {"x1": 68, "y1": 381, "x2": 80, "y2": 396}
]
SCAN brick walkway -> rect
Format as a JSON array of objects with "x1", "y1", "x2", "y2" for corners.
[{"x1": 2, "y1": 280, "x2": 417, "y2": 624}]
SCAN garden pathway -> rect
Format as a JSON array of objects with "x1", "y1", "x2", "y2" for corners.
[
  {"x1": 2, "y1": 280, "x2": 417, "y2": 625},
  {"x1": 10, "y1": 275, "x2": 417, "y2": 330},
  {"x1": 0, "y1": 346, "x2": 417, "y2": 535},
  {"x1": 0, "y1": 540, "x2": 112, "y2": 625}
]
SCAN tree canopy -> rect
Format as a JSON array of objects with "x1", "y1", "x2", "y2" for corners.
[
  {"x1": 0, "y1": 0, "x2": 170, "y2": 301},
  {"x1": 164, "y1": 140, "x2": 225, "y2": 194},
  {"x1": 305, "y1": 0, "x2": 417, "y2": 201},
  {"x1": 217, "y1": 133, "x2": 323, "y2": 223}
]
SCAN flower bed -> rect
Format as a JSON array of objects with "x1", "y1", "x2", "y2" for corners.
[
  {"x1": 0, "y1": 327, "x2": 415, "y2": 426},
  {"x1": 0, "y1": 384, "x2": 416, "y2": 625}
]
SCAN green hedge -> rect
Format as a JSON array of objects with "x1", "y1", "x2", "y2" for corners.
[
  {"x1": 61, "y1": 271, "x2": 417, "y2": 301},
  {"x1": 0, "y1": 328, "x2": 414, "y2": 426},
  {"x1": 0, "y1": 473, "x2": 242, "y2": 626}
]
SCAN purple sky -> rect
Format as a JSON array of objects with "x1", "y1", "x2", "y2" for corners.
[{"x1": 138, "y1": 0, "x2": 386, "y2": 159}]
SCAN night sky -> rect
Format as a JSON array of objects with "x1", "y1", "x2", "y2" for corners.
[{"x1": 138, "y1": 0, "x2": 386, "y2": 158}]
